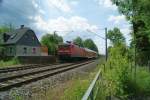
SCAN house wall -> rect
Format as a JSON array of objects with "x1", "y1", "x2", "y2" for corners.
[{"x1": 16, "y1": 45, "x2": 41, "y2": 56}]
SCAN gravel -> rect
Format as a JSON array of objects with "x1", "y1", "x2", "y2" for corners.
[{"x1": 0, "y1": 60, "x2": 99, "y2": 100}]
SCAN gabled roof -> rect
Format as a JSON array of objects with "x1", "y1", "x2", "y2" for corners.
[{"x1": 2, "y1": 27, "x2": 32, "y2": 45}]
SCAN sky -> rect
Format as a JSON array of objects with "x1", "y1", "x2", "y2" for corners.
[{"x1": 0, "y1": 0, "x2": 131, "y2": 54}]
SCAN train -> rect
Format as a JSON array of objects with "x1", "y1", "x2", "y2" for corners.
[{"x1": 58, "y1": 42, "x2": 98, "y2": 60}]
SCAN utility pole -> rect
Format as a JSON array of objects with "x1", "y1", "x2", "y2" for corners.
[
  {"x1": 105, "y1": 27, "x2": 110, "y2": 100},
  {"x1": 105, "y1": 28, "x2": 108, "y2": 61},
  {"x1": 86, "y1": 28, "x2": 108, "y2": 61}
]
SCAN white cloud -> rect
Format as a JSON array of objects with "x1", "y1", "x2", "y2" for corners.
[
  {"x1": 121, "y1": 28, "x2": 132, "y2": 46},
  {"x1": 108, "y1": 15, "x2": 126, "y2": 24},
  {"x1": 93, "y1": 37, "x2": 106, "y2": 54},
  {"x1": 32, "y1": 16, "x2": 99, "y2": 36},
  {"x1": 32, "y1": 0, "x2": 45, "y2": 15},
  {"x1": 46, "y1": 0, "x2": 72, "y2": 13},
  {"x1": 32, "y1": 0, "x2": 38, "y2": 8},
  {"x1": 98, "y1": 0, "x2": 117, "y2": 10},
  {"x1": 120, "y1": 28, "x2": 131, "y2": 35}
]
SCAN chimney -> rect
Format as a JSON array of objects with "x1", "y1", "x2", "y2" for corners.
[{"x1": 20, "y1": 25, "x2": 24, "y2": 29}]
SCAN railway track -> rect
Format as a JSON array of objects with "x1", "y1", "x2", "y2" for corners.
[
  {"x1": 0, "y1": 60, "x2": 95, "y2": 91},
  {"x1": 0, "y1": 64, "x2": 58, "y2": 73}
]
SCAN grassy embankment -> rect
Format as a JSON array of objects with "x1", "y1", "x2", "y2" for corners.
[
  {"x1": 97, "y1": 64, "x2": 150, "y2": 100},
  {"x1": 40, "y1": 62, "x2": 101, "y2": 100},
  {"x1": 0, "y1": 58, "x2": 20, "y2": 68},
  {"x1": 96, "y1": 46, "x2": 150, "y2": 100}
]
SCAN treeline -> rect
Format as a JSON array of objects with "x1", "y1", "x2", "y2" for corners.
[
  {"x1": 111, "y1": 0, "x2": 150, "y2": 65},
  {"x1": 98, "y1": 26, "x2": 150, "y2": 99},
  {"x1": 73, "y1": 37, "x2": 98, "y2": 52}
]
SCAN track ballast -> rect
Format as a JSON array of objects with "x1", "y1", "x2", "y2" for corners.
[{"x1": 0, "y1": 60, "x2": 94, "y2": 91}]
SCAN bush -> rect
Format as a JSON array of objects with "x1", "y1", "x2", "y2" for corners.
[
  {"x1": 127, "y1": 68, "x2": 150, "y2": 98},
  {"x1": 0, "y1": 57, "x2": 20, "y2": 68},
  {"x1": 101, "y1": 58, "x2": 131, "y2": 99},
  {"x1": 99, "y1": 45, "x2": 150, "y2": 99}
]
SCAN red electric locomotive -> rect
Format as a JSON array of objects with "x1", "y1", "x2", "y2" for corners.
[{"x1": 58, "y1": 42, "x2": 98, "y2": 60}]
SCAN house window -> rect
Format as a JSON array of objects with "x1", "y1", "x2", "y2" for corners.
[
  {"x1": 32, "y1": 48, "x2": 36, "y2": 54},
  {"x1": 23, "y1": 47, "x2": 27, "y2": 54}
]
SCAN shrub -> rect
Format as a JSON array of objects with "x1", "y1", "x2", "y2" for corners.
[
  {"x1": 99, "y1": 45, "x2": 150, "y2": 99},
  {"x1": 0, "y1": 57, "x2": 20, "y2": 68},
  {"x1": 127, "y1": 68, "x2": 150, "y2": 97}
]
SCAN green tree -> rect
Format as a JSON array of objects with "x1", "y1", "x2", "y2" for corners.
[
  {"x1": 0, "y1": 25, "x2": 11, "y2": 58},
  {"x1": 83, "y1": 39, "x2": 98, "y2": 52},
  {"x1": 41, "y1": 33, "x2": 63, "y2": 55},
  {"x1": 73, "y1": 37, "x2": 84, "y2": 47},
  {"x1": 111, "y1": 0, "x2": 134, "y2": 20},
  {"x1": 111, "y1": 0, "x2": 150, "y2": 65},
  {"x1": 73, "y1": 37, "x2": 98, "y2": 52},
  {"x1": 107, "y1": 27, "x2": 125, "y2": 46},
  {"x1": 0, "y1": 25, "x2": 11, "y2": 43}
]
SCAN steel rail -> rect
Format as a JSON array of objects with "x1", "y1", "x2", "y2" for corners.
[
  {"x1": 0, "y1": 64, "x2": 55, "y2": 73},
  {"x1": 0, "y1": 63, "x2": 75, "y2": 82},
  {"x1": 0, "y1": 60, "x2": 95, "y2": 91}
]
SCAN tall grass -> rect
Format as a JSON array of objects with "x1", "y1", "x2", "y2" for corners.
[
  {"x1": 97, "y1": 45, "x2": 150, "y2": 99},
  {"x1": 44, "y1": 67, "x2": 99, "y2": 100},
  {"x1": 0, "y1": 57, "x2": 20, "y2": 68}
]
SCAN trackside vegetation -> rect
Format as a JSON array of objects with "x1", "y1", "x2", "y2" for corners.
[
  {"x1": 0, "y1": 25, "x2": 20, "y2": 67},
  {"x1": 95, "y1": 0, "x2": 150, "y2": 99},
  {"x1": 44, "y1": 66, "x2": 101, "y2": 100},
  {"x1": 0, "y1": 57, "x2": 20, "y2": 68},
  {"x1": 97, "y1": 45, "x2": 150, "y2": 100},
  {"x1": 96, "y1": 25, "x2": 150, "y2": 99}
]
